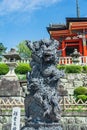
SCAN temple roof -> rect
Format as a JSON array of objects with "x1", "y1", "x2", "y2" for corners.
[
  {"x1": 66, "y1": 17, "x2": 87, "y2": 28},
  {"x1": 47, "y1": 17, "x2": 87, "y2": 32},
  {"x1": 47, "y1": 24, "x2": 67, "y2": 32},
  {"x1": 47, "y1": 17, "x2": 87, "y2": 38}
]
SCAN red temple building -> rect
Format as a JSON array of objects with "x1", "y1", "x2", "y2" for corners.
[{"x1": 47, "y1": 17, "x2": 87, "y2": 64}]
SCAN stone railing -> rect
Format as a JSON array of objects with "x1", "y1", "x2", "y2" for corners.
[
  {"x1": 59, "y1": 57, "x2": 72, "y2": 65},
  {"x1": 17, "y1": 59, "x2": 30, "y2": 63},
  {"x1": 59, "y1": 56, "x2": 87, "y2": 65},
  {"x1": 1, "y1": 59, "x2": 30, "y2": 64},
  {"x1": 2, "y1": 56, "x2": 87, "y2": 65}
]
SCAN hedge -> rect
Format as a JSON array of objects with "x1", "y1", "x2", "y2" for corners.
[
  {"x1": 15, "y1": 63, "x2": 31, "y2": 74},
  {"x1": 82, "y1": 65, "x2": 87, "y2": 73},
  {"x1": 76, "y1": 95, "x2": 87, "y2": 102},
  {"x1": 0, "y1": 63, "x2": 9, "y2": 75},
  {"x1": 56, "y1": 65, "x2": 66, "y2": 70},
  {"x1": 65, "y1": 65, "x2": 82, "y2": 73},
  {"x1": 57, "y1": 64, "x2": 82, "y2": 73},
  {"x1": 74, "y1": 86, "x2": 87, "y2": 96}
]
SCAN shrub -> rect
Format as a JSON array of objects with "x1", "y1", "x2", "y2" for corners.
[
  {"x1": 74, "y1": 86, "x2": 87, "y2": 96},
  {"x1": 15, "y1": 63, "x2": 31, "y2": 74},
  {"x1": 76, "y1": 95, "x2": 87, "y2": 102},
  {"x1": 57, "y1": 65, "x2": 66, "y2": 70},
  {"x1": 65, "y1": 65, "x2": 82, "y2": 73},
  {"x1": 0, "y1": 63, "x2": 9, "y2": 75},
  {"x1": 82, "y1": 65, "x2": 87, "y2": 73},
  {"x1": 17, "y1": 74, "x2": 26, "y2": 80}
]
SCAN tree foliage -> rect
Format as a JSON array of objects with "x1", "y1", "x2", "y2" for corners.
[
  {"x1": 0, "y1": 43, "x2": 7, "y2": 61},
  {"x1": 16, "y1": 40, "x2": 31, "y2": 59}
]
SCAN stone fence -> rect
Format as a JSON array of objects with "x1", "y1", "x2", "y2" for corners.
[
  {"x1": 2, "y1": 56, "x2": 87, "y2": 65},
  {"x1": 2, "y1": 59, "x2": 30, "y2": 64},
  {"x1": 59, "y1": 56, "x2": 87, "y2": 65}
]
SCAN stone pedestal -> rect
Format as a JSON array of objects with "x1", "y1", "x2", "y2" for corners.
[
  {"x1": 0, "y1": 78, "x2": 20, "y2": 96},
  {"x1": 0, "y1": 60, "x2": 21, "y2": 96},
  {"x1": 21, "y1": 123, "x2": 62, "y2": 130}
]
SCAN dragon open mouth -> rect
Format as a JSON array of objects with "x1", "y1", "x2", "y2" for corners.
[{"x1": 43, "y1": 51, "x2": 54, "y2": 62}]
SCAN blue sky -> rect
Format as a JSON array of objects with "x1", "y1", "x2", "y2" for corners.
[{"x1": 0, "y1": 0, "x2": 87, "y2": 50}]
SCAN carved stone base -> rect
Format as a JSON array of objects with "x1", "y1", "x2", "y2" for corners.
[{"x1": 21, "y1": 123, "x2": 62, "y2": 130}]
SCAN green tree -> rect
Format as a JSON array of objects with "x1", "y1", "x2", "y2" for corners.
[
  {"x1": 16, "y1": 40, "x2": 31, "y2": 59},
  {"x1": 0, "y1": 43, "x2": 7, "y2": 61}
]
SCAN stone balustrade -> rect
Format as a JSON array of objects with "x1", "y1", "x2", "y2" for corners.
[
  {"x1": 2, "y1": 59, "x2": 30, "y2": 64},
  {"x1": 2, "y1": 56, "x2": 87, "y2": 65},
  {"x1": 17, "y1": 59, "x2": 30, "y2": 63},
  {"x1": 59, "y1": 56, "x2": 87, "y2": 65}
]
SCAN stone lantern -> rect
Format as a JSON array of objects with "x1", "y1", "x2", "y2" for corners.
[
  {"x1": 3, "y1": 48, "x2": 21, "y2": 79},
  {"x1": 71, "y1": 48, "x2": 81, "y2": 64},
  {"x1": 0, "y1": 48, "x2": 21, "y2": 96}
]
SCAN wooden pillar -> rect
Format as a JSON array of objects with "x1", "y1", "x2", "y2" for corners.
[
  {"x1": 79, "y1": 39, "x2": 83, "y2": 55},
  {"x1": 62, "y1": 41, "x2": 66, "y2": 57},
  {"x1": 83, "y1": 34, "x2": 87, "y2": 56}
]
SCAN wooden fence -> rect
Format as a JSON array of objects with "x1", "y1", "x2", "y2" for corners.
[
  {"x1": 0, "y1": 97, "x2": 24, "y2": 110},
  {"x1": 0, "y1": 96, "x2": 87, "y2": 111},
  {"x1": 59, "y1": 96, "x2": 87, "y2": 111}
]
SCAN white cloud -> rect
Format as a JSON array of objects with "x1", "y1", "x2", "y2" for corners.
[{"x1": 0, "y1": 0, "x2": 61, "y2": 15}]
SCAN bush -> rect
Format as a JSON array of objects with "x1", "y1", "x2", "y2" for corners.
[
  {"x1": 57, "y1": 65, "x2": 66, "y2": 70},
  {"x1": 0, "y1": 63, "x2": 9, "y2": 75},
  {"x1": 57, "y1": 64, "x2": 82, "y2": 73},
  {"x1": 17, "y1": 74, "x2": 26, "y2": 80},
  {"x1": 74, "y1": 86, "x2": 87, "y2": 96},
  {"x1": 76, "y1": 95, "x2": 87, "y2": 102},
  {"x1": 82, "y1": 65, "x2": 87, "y2": 73},
  {"x1": 65, "y1": 65, "x2": 82, "y2": 73},
  {"x1": 15, "y1": 63, "x2": 31, "y2": 74}
]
